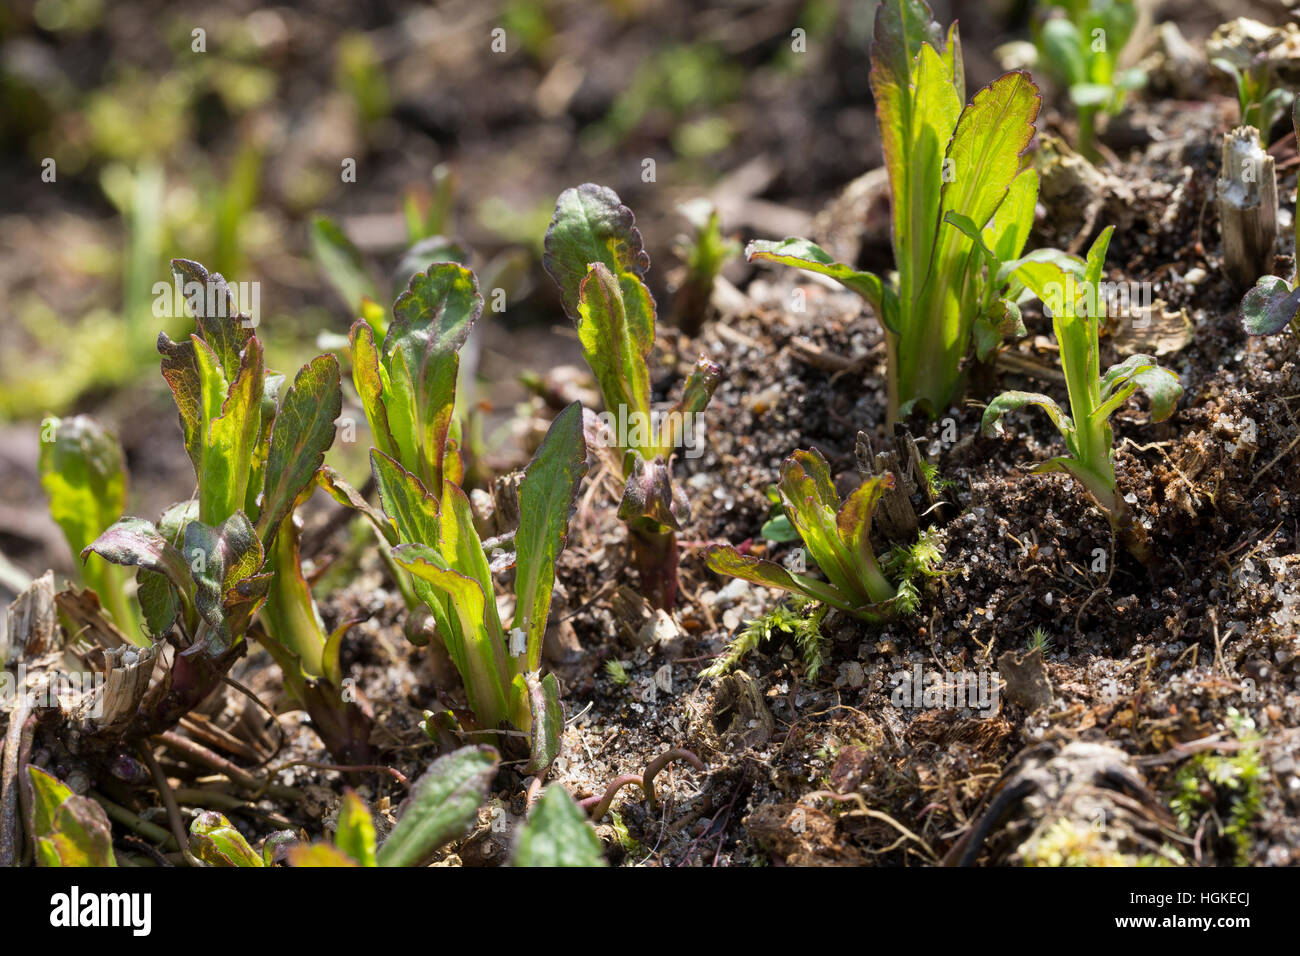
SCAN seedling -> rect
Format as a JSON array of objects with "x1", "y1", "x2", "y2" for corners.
[
  {"x1": 39, "y1": 415, "x2": 146, "y2": 646},
  {"x1": 704, "y1": 448, "x2": 897, "y2": 619},
  {"x1": 83, "y1": 259, "x2": 357, "y2": 745},
  {"x1": 351, "y1": 262, "x2": 588, "y2": 771},
  {"x1": 981, "y1": 227, "x2": 1182, "y2": 560},
  {"x1": 287, "y1": 746, "x2": 605, "y2": 867},
  {"x1": 747, "y1": 0, "x2": 1064, "y2": 424},
  {"x1": 1212, "y1": 55, "x2": 1293, "y2": 138},
  {"x1": 1034, "y1": 0, "x2": 1146, "y2": 158},
  {"x1": 543, "y1": 183, "x2": 721, "y2": 609},
  {"x1": 309, "y1": 214, "x2": 382, "y2": 330},
  {"x1": 670, "y1": 198, "x2": 740, "y2": 335}
]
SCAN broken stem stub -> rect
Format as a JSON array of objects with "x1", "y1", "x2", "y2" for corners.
[{"x1": 1216, "y1": 126, "x2": 1277, "y2": 290}]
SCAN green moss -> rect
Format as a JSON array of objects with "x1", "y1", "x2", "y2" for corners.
[{"x1": 1169, "y1": 709, "x2": 1264, "y2": 866}]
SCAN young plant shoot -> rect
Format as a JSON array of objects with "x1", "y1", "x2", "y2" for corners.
[
  {"x1": 1034, "y1": 0, "x2": 1145, "y2": 159},
  {"x1": 543, "y1": 183, "x2": 721, "y2": 610},
  {"x1": 38, "y1": 415, "x2": 146, "y2": 646},
  {"x1": 981, "y1": 227, "x2": 1182, "y2": 562},
  {"x1": 81, "y1": 259, "x2": 365, "y2": 755},
  {"x1": 351, "y1": 262, "x2": 589, "y2": 773},
  {"x1": 705, "y1": 448, "x2": 897, "y2": 618},
  {"x1": 746, "y1": 0, "x2": 1056, "y2": 424}
]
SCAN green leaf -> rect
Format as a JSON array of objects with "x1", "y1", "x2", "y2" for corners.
[
  {"x1": 287, "y1": 843, "x2": 361, "y2": 867},
  {"x1": 189, "y1": 811, "x2": 263, "y2": 867},
  {"x1": 309, "y1": 214, "x2": 378, "y2": 317},
  {"x1": 512, "y1": 785, "x2": 606, "y2": 867},
  {"x1": 985, "y1": 168, "x2": 1039, "y2": 264},
  {"x1": 372, "y1": 450, "x2": 441, "y2": 547},
  {"x1": 137, "y1": 569, "x2": 180, "y2": 639},
  {"x1": 543, "y1": 183, "x2": 651, "y2": 323},
  {"x1": 872, "y1": 18, "x2": 960, "y2": 316},
  {"x1": 514, "y1": 402, "x2": 587, "y2": 669},
  {"x1": 260, "y1": 511, "x2": 327, "y2": 682},
  {"x1": 392, "y1": 542, "x2": 510, "y2": 728},
  {"x1": 1096, "y1": 354, "x2": 1183, "y2": 423},
  {"x1": 335, "y1": 790, "x2": 378, "y2": 866},
  {"x1": 256, "y1": 353, "x2": 342, "y2": 546},
  {"x1": 870, "y1": 0, "x2": 946, "y2": 93},
  {"x1": 375, "y1": 745, "x2": 499, "y2": 867},
  {"x1": 28, "y1": 767, "x2": 116, "y2": 867},
  {"x1": 1039, "y1": 16, "x2": 1086, "y2": 88},
  {"x1": 745, "y1": 238, "x2": 886, "y2": 308},
  {"x1": 981, "y1": 390, "x2": 1073, "y2": 440},
  {"x1": 703, "y1": 545, "x2": 861, "y2": 614},
  {"x1": 573, "y1": 262, "x2": 655, "y2": 454},
  {"x1": 656, "y1": 355, "x2": 721, "y2": 458},
  {"x1": 972, "y1": 298, "x2": 1025, "y2": 362},
  {"x1": 195, "y1": 334, "x2": 264, "y2": 526},
  {"x1": 38, "y1": 415, "x2": 142, "y2": 642},
  {"x1": 836, "y1": 473, "x2": 893, "y2": 576},
  {"x1": 393, "y1": 235, "x2": 470, "y2": 301},
  {"x1": 760, "y1": 513, "x2": 798, "y2": 543},
  {"x1": 385, "y1": 263, "x2": 482, "y2": 492},
  {"x1": 348, "y1": 320, "x2": 400, "y2": 461},
  {"x1": 39, "y1": 416, "x2": 127, "y2": 565},
  {"x1": 1070, "y1": 83, "x2": 1114, "y2": 108},
  {"x1": 940, "y1": 71, "x2": 1040, "y2": 243},
  {"x1": 778, "y1": 449, "x2": 878, "y2": 605},
  {"x1": 1240, "y1": 275, "x2": 1300, "y2": 336}
]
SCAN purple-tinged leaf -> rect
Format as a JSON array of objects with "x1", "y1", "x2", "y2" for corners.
[
  {"x1": 517, "y1": 670, "x2": 564, "y2": 775},
  {"x1": 169, "y1": 258, "x2": 255, "y2": 380},
  {"x1": 184, "y1": 511, "x2": 262, "y2": 636},
  {"x1": 256, "y1": 353, "x2": 342, "y2": 546},
  {"x1": 385, "y1": 263, "x2": 482, "y2": 492},
  {"x1": 316, "y1": 465, "x2": 396, "y2": 544},
  {"x1": 617, "y1": 454, "x2": 686, "y2": 532},
  {"x1": 28, "y1": 767, "x2": 116, "y2": 867},
  {"x1": 1240, "y1": 275, "x2": 1300, "y2": 336},
  {"x1": 83, "y1": 516, "x2": 192, "y2": 595},
  {"x1": 543, "y1": 183, "x2": 651, "y2": 323}
]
